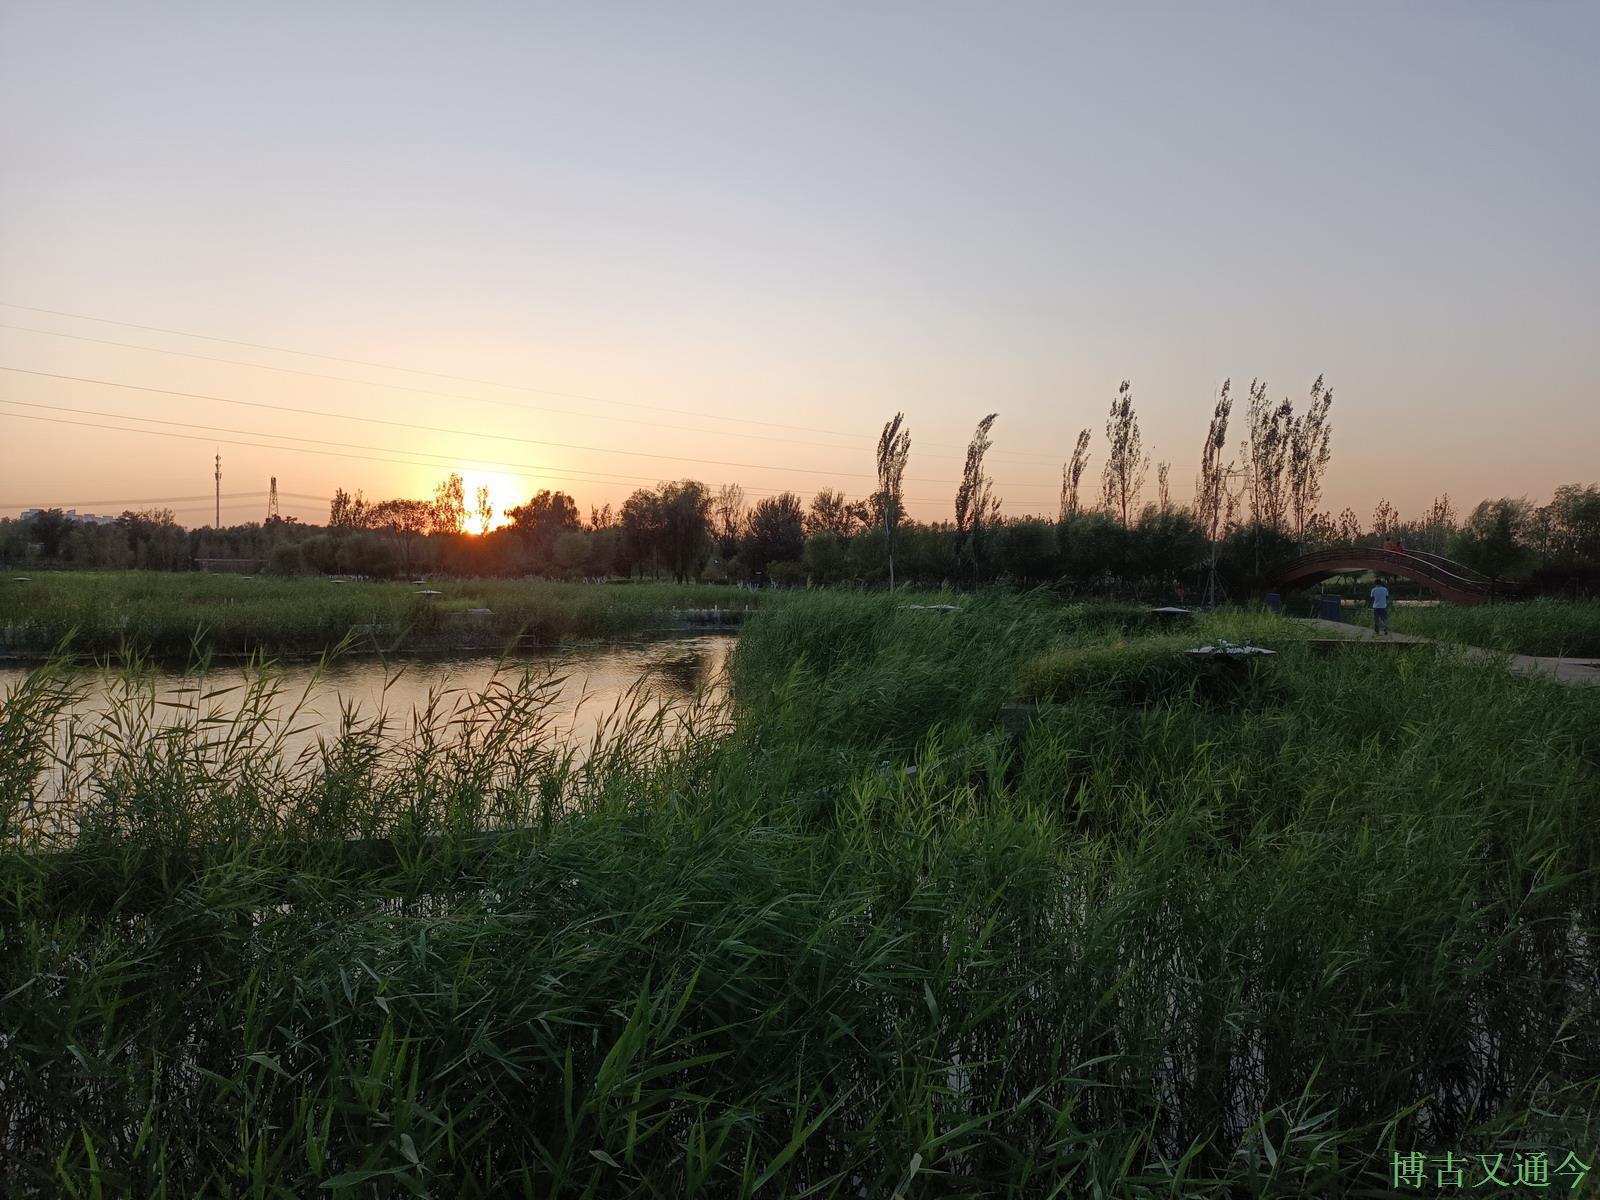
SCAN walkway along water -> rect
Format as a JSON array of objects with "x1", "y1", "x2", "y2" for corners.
[{"x1": 1296, "y1": 617, "x2": 1600, "y2": 686}]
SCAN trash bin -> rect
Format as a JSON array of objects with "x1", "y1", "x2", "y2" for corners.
[
  {"x1": 1317, "y1": 596, "x2": 1343, "y2": 622},
  {"x1": 1264, "y1": 592, "x2": 1282, "y2": 614}
]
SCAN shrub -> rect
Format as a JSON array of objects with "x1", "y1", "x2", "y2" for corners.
[{"x1": 768, "y1": 560, "x2": 807, "y2": 587}]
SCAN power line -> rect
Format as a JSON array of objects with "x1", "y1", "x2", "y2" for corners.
[
  {"x1": 0, "y1": 404, "x2": 996, "y2": 511},
  {"x1": 179, "y1": 500, "x2": 324, "y2": 514},
  {"x1": 0, "y1": 301, "x2": 883, "y2": 442},
  {"x1": 0, "y1": 363, "x2": 1064, "y2": 492},
  {"x1": 0, "y1": 302, "x2": 1069, "y2": 464},
  {"x1": 0, "y1": 491, "x2": 266, "y2": 508},
  {"x1": 0, "y1": 398, "x2": 683, "y2": 490},
  {"x1": 0, "y1": 321, "x2": 901, "y2": 459}
]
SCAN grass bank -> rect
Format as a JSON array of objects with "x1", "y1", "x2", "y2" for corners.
[
  {"x1": 3, "y1": 592, "x2": 1597, "y2": 1195},
  {"x1": 1392, "y1": 598, "x2": 1600, "y2": 656},
  {"x1": 0, "y1": 570, "x2": 756, "y2": 658}
]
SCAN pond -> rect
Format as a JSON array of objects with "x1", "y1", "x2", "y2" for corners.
[{"x1": 0, "y1": 633, "x2": 737, "y2": 777}]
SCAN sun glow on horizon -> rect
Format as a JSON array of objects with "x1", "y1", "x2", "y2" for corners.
[{"x1": 459, "y1": 470, "x2": 524, "y2": 534}]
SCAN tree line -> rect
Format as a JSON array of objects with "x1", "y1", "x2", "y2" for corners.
[{"x1": 5, "y1": 376, "x2": 1598, "y2": 594}]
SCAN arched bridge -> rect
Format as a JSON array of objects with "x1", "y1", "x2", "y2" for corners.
[{"x1": 1264, "y1": 547, "x2": 1512, "y2": 605}]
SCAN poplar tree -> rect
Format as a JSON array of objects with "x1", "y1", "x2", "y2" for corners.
[
  {"x1": 875, "y1": 413, "x2": 911, "y2": 589},
  {"x1": 1060, "y1": 428, "x2": 1091, "y2": 520},
  {"x1": 1194, "y1": 380, "x2": 1234, "y2": 546},
  {"x1": 1243, "y1": 380, "x2": 1293, "y2": 533},
  {"x1": 1101, "y1": 381, "x2": 1149, "y2": 526},
  {"x1": 955, "y1": 413, "x2": 999, "y2": 579},
  {"x1": 474, "y1": 485, "x2": 494, "y2": 536},
  {"x1": 1287, "y1": 375, "x2": 1335, "y2": 540}
]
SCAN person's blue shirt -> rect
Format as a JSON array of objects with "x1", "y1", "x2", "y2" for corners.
[{"x1": 1370, "y1": 584, "x2": 1390, "y2": 609}]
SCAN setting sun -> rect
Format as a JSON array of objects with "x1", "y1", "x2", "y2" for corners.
[
  {"x1": 6, "y1": 3, "x2": 1600, "y2": 1189},
  {"x1": 459, "y1": 470, "x2": 523, "y2": 534}
]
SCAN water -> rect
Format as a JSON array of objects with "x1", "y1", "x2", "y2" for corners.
[{"x1": 0, "y1": 633, "x2": 736, "y2": 770}]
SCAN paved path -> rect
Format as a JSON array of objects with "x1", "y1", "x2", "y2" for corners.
[{"x1": 1297, "y1": 618, "x2": 1600, "y2": 686}]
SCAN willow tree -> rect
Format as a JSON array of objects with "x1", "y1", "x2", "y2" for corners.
[
  {"x1": 1101, "y1": 381, "x2": 1148, "y2": 526},
  {"x1": 1060, "y1": 428, "x2": 1091, "y2": 520},
  {"x1": 875, "y1": 413, "x2": 911, "y2": 589},
  {"x1": 712, "y1": 483, "x2": 745, "y2": 555},
  {"x1": 954, "y1": 413, "x2": 999, "y2": 581}
]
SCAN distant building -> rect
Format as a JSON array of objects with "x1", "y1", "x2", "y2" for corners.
[{"x1": 16, "y1": 508, "x2": 117, "y2": 525}]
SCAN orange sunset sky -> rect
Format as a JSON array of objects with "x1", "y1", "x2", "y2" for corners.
[{"x1": 2, "y1": 2, "x2": 1597, "y2": 529}]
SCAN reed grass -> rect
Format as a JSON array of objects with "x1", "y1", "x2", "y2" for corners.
[
  {"x1": 0, "y1": 571, "x2": 756, "y2": 659},
  {"x1": 2, "y1": 592, "x2": 1597, "y2": 1195},
  {"x1": 1393, "y1": 598, "x2": 1600, "y2": 657}
]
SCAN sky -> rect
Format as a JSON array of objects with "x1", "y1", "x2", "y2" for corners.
[{"x1": 2, "y1": 1, "x2": 1597, "y2": 529}]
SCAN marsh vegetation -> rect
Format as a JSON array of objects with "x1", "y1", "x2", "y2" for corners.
[
  {"x1": 2, "y1": 592, "x2": 1597, "y2": 1195},
  {"x1": 0, "y1": 571, "x2": 753, "y2": 659},
  {"x1": 1392, "y1": 598, "x2": 1600, "y2": 657}
]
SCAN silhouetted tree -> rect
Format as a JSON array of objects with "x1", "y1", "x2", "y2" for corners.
[
  {"x1": 712, "y1": 483, "x2": 745, "y2": 555},
  {"x1": 1195, "y1": 380, "x2": 1237, "y2": 600},
  {"x1": 1195, "y1": 380, "x2": 1234, "y2": 547},
  {"x1": 1535, "y1": 484, "x2": 1600, "y2": 565},
  {"x1": 431, "y1": 473, "x2": 466, "y2": 536},
  {"x1": 745, "y1": 492, "x2": 806, "y2": 583},
  {"x1": 993, "y1": 518, "x2": 1059, "y2": 585},
  {"x1": 505, "y1": 490, "x2": 580, "y2": 570},
  {"x1": 1372, "y1": 498, "x2": 1399, "y2": 539},
  {"x1": 1061, "y1": 428, "x2": 1091, "y2": 520},
  {"x1": 24, "y1": 509, "x2": 74, "y2": 558},
  {"x1": 1302, "y1": 511, "x2": 1338, "y2": 547},
  {"x1": 507, "y1": 490, "x2": 579, "y2": 538},
  {"x1": 802, "y1": 531, "x2": 850, "y2": 584},
  {"x1": 1337, "y1": 507, "x2": 1363, "y2": 546},
  {"x1": 1243, "y1": 380, "x2": 1292, "y2": 533},
  {"x1": 875, "y1": 413, "x2": 911, "y2": 589},
  {"x1": 1058, "y1": 510, "x2": 1129, "y2": 590},
  {"x1": 619, "y1": 489, "x2": 663, "y2": 576},
  {"x1": 1101, "y1": 381, "x2": 1148, "y2": 526},
  {"x1": 1452, "y1": 498, "x2": 1535, "y2": 581},
  {"x1": 1399, "y1": 493, "x2": 1458, "y2": 554},
  {"x1": 640, "y1": 480, "x2": 713, "y2": 582},
  {"x1": 328, "y1": 488, "x2": 372, "y2": 530},
  {"x1": 1288, "y1": 375, "x2": 1334, "y2": 540},
  {"x1": 1129, "y1": 505, "x2": 1207, "y2": 591},
  {"x1": 954, "y1": 413, "x2": 999, "y2": 579},
  {"x1": 474, "y1": 485, "x2": 494, "y2": 536},
  {"x1": 806, "y1": 488, "x2": 862, "y2": 538}
]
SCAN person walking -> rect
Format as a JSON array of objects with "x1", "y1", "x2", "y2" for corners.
[{"x1": 1370, "y1": 577, "x2": 1391, "y2": 636}]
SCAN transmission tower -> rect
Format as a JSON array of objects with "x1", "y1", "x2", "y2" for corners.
[
  {"x1": 267, "y1": 475, "x2": 279, "y2": 522},
  {"x1": 214, "y1": 452, "x2": 221, "y2": 527}
]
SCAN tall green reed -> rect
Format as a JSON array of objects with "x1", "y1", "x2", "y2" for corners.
[{"x1": 2, "y1": 594, "x2": 1597, "y2": 1196}]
